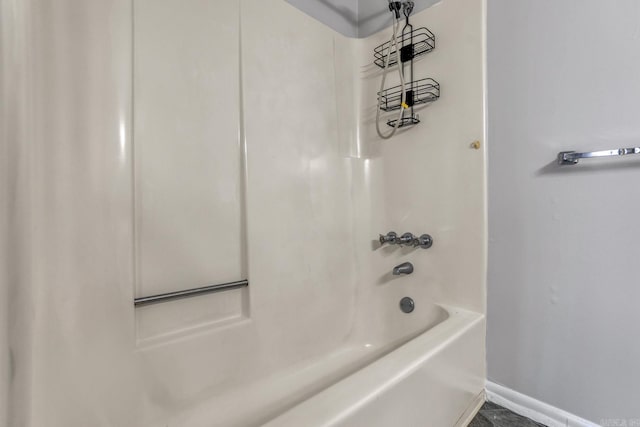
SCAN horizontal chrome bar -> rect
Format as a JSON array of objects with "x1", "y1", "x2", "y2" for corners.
[
  {"x1": 134, "y1": 280, "x2": 248, "y2": 307},
  {"x1": 558, "y1": 147, "x2": 640, "y2": 165}
]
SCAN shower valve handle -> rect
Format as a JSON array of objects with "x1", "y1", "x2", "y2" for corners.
[
  {"x1": 414, "y1": 234, "x2": 433, "y2": 249},
  {"x1": 379, "y1": 231, "x2": 398, "y2": 246},
  {"x1": 399, "y1": 232, "x2": 415, "y2": 245}
]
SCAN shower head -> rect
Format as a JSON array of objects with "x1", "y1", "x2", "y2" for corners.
[{"x1": 388, "y1": 1, "x2": 402, "y2": 19}]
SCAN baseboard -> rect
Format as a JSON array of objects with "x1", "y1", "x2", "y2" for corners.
[
  {"x1": 455, "y1": 390, "x2": 486, "y2": 427},
  {"x1": 485, "y1": 381, "x2": 599, "y2": 427}
]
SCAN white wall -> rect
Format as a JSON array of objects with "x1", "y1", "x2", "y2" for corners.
[
  {"x1": 488, "y1": 1, "x2": 640, "y2": 424},
  {"x1": 356, "y1": 0, "x2": 486, "y2": 319},
  {"x1": 2, "y1": 0, "x2": 360, "y2": 425}
]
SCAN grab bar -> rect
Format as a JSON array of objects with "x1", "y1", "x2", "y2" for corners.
[
  {"x1": 557, "y1": 147, "x2": 640, "y2": 165},
  {"x1": 134, "y1": 279, "x2": 248, "y2": 307}
]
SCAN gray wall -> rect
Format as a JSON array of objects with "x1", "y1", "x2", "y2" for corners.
[
  {"x1": 285, "y1": 0, "x2": 359, "y2": 37},
  {"x1": 285, "y1": 0, "x2": 440, "y2": 38},
  {"x1": 488, "y1": 0, "x2": 640, "y2": 424}
]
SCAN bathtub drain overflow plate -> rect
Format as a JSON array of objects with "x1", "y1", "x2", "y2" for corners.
[{"x1": 399, "y1": 297, "x2": 415, "y2": 313}]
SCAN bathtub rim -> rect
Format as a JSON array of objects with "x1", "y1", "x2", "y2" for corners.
[{"x1": 262, "y1": 304, "x2": 485, "y2": 427}]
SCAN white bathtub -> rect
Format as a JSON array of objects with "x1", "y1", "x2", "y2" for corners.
[
  {"x1": 264, "y1": 305, "x2": 486, "y2": 427},
  {"x1": 161, "y1": 304, "x2": 485, "y2": 427}
]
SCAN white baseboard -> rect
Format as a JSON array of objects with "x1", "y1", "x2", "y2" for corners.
[{"x1": 485, "y1": 381, "x2": 599, "y2": 427}]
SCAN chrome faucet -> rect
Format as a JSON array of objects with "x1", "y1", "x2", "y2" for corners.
[{"x1": 392, "y1": 262, "x2": 414, "y2": 275}]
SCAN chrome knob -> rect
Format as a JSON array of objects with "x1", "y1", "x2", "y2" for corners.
[
  {"x1": 399, "y1": 232, "x2": 415, "y2": 245},
  {"x1": 414, "y1": 234, "x2": 433, "y2": 249},
  {"x1": 379, "y1": 231, "x2": 398, "y2": 246}
]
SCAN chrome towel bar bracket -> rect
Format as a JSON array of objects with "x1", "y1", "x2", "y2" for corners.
[
  {"x1": 134, "y1": 280, "x2": 248, "y2": 307},
  {"x1": 558, "y1": 147, "x2": 640, "y2": 165}
]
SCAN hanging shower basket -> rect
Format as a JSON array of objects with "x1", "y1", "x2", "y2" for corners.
[
  {"x1": 373, "y1": 26, "x2": 435, "y2": 68},
  {"x1": 377, "y1": 78, "x2": 440, "y2": 112}
]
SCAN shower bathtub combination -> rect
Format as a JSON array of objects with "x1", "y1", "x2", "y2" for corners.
[{"x1": 0, "y1": 0, "x2": 487, "y2": 426}]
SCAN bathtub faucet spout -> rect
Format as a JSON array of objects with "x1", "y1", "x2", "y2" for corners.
[{"x1": 392, "y1": 262, "x2": 413, "y2": 275}]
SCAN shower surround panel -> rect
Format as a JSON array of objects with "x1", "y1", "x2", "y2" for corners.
[
  {"x1": 134, "y1": 0, "x2": 248, "y2": 340},
  {"x1": 1, "y1": 0, "x2": 486, "y2": 426}
]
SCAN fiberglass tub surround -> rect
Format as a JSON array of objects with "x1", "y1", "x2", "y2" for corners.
[{"x1": 1, "y1": 0, "x2": 486, "y2": 426}]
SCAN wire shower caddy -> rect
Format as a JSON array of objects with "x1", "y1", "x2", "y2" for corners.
[
  {"x1": 373, "y1": 27, "x2": 435, "y2": 69},
  {"x1": 377, "y1": 78, "x2": 440, "y2": 112},
  {"x1": 374, "y1": 19, "x2": 440, "y2": 129}
]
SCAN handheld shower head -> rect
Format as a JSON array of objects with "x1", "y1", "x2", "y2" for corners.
[{"x1": 388, "y1": 1, "x2": 402, "y2": 19}]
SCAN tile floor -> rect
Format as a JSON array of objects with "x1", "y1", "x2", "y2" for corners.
[{"x1": 469, "y1": 402, "x2": 547, "y2": 427}]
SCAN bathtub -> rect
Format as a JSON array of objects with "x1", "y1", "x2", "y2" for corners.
[{"x1": 161, "y1": 303, "x2": 485, "y2": 427}]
